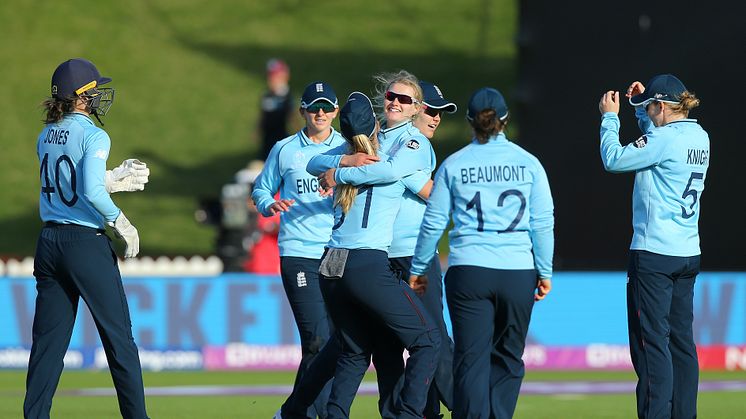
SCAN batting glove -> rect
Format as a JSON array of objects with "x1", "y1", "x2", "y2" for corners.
[
  {"x1": 108, "y1": 211, "x2": 140, "y2": 258},
  {"x1": 105, "y1": 159, "x2": 150, "y2": 193}
]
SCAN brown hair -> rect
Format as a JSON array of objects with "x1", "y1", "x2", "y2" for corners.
[
  {"x1": 42, "y1": 96, "x2": 76, "y2": 124},
  {"x1": 335, "y1": 133, "x2": 379, "y2": 214},
  {"x1": 470, "y1": 109, "x2": 507, "y2": 143},
  {"x1": 669, "y1": 91, "x2": 700, "y2": 116}
]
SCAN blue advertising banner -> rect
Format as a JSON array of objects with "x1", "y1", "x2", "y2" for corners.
[{"x1": 1, "y1": 272, "x2": 744, "y2": 351}]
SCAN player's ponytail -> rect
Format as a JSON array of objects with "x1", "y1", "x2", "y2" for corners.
[
  {"x1": 471, "y1": 109, "x2": 507, "y2": 144},
  {"x1": 42, "y1": 96, "x2": 75, "y2": 124},
  {"x1": 669, "y1": 91, "x2": 700, "y2": 116},
  {"x1": 335, "y1": 134, "x2": 379, "y2": 214}
]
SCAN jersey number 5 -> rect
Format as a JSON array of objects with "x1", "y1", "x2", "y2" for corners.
[
  {"x1": 40, "y1": 153, "x2": 78, "y2": 207},
  {"x1": 681, "y1": 171, "x2": 704, "y2": 219},
  {"x1": 466, "y1": 189, "x2": 526, "y2": 232}
]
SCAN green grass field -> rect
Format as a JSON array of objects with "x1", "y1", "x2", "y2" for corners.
[
  {"x1": 0, "y1": 0, "x2": 517, "y2": 257},
  {"x1": 1, "y1": 370, "x2": 744, "y2": 418}
]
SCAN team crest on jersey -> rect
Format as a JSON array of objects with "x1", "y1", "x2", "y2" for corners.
[
  {"x1": 297, "y1": 271, "x2": 307, "y2": 287},
  {"x1": 405, "y1": 139, "x2": 420, "y2": 150},
  {"x1": 633, "y1": 135, "x2": 648, "y2": 149},
  {"x1": 292, "y1": 150, "x2": 306, "y2": 170}
]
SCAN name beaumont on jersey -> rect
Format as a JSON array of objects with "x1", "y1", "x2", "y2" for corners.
[
  {"x1": 43, "y1": 128, "x2": 70, "y2": 145},
  {"x1": 461, "y1": 165, "x2": 527, "y2": 184},
  {"x1": 687, "y1": 148, "x2": 708, "y2": 166}
]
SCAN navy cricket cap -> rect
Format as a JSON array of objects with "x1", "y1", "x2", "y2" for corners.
[
  {"x1": 300, "y1": 81, "x2": 338, "y2": 108},
  {"x1": 419, "y1": 81, "x2": 457, "y2": 113},
  {"x1": 629, "y1": 74, "x2": 687, "y2": 106},
  {"x1": 340, "y1": 92, "x2": 377, "y2": 141},
  {"x1": 51, "y1": 58, "x2": 111, "y2": 99},
  {"x1": 466, "y1": 87, "x2": 508, "y2": 121}
]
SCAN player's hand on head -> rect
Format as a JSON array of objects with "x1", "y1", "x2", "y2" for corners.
[
  {"x1": 105, "y1": 158, "x2": 150, "y2": 193},
  {"x1": 318, "y1": 168, "x2": 337, "y2": 191},
  {"x1": 409, "y1": 274, "x2": 428, "y2": 296},
  {"x1": 626, "y1": 81, "x2": 645, "y2": 99},
  {"x1": 598, "y1": 91, "x2": 620, "y2": 115},
  {"x1": 340, "y1": 153, "x2": 380, "y2": 168},
  {"x1": 534, "y1": 277, "x2": 552, "y2": 301},
  {"x1": 108, "y1": 211, "x2": 139, "y2": 258}
]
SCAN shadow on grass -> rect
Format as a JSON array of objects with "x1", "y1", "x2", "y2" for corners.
[{"x1": 2, "y1": 9, "x2": 517, "y2": 258}]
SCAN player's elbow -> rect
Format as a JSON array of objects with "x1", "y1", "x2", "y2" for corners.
[{"x1": 601, "y1": 156, "x2": 624, "y2": 173}]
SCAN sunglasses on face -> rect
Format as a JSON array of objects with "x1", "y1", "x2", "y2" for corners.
[
  {"x1": 423, "y1": 106, "x2": 441, "y2": 118},
  {"x1": 385, "y1": 91, "x2": 419, "y2": 105},
  {"x1": 305, "y1": 102, "x2": 337, "y2": 114}
]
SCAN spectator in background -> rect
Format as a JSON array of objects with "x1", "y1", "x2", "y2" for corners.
[
  {"x1": 243, "y1": 189, "x2": 281, "y2": 275},
  {"x1": 259, "y1": 59, "x2": 293, "y2": 161}
]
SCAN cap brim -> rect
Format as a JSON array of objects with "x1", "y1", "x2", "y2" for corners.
[
  {"x1": 302, "y1": 97, "x2": 338, "y2": 108},
  {"x1": 424, "y1": 99, "x2": 458, "y2": 114},
  {"x1": 98, "y1": 76, "x2": 112, "y2": 86},
  {"x1": 629, "y1": 92, "x2": 652, "y2": 106}
]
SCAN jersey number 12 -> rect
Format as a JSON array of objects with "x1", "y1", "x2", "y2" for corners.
[{"x1": 466, "y1": 189, "x2": 526, "y2": 232}]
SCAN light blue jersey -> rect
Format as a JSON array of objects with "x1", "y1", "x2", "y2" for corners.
[
  {"x1": 37, "y1": 113, "x2": 120, "y2": 229},
  {"x1": 252, "y1": 128, "x2": 347, "y2": 258},
  {"x1": 328, "y1": 152, "x2": 428, "y2": 251},
  {"x1": 410, "y1": 133, "x2": 554, "y2": 278},
  {"x1": 379, "y1": 123, "x2": 436, "y2": 257},
  {"x1": 307, "y1": 121, "x2": 435, "y2": 257},
  {"x1": 600, "y1": 109, "x2": 709, "y2": 256}
]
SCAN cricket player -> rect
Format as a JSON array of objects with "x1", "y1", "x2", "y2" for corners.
[
  {"x1": 251, "y1": 81, "x2": 346, "y2": 418},
  {"x1": 410, "y1": 87, "x2": 554, "y2": 419},
  {"x1": 599, "y1": 74, "x2": 709, "y2": 419}
]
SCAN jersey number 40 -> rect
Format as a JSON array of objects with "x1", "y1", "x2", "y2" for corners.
[{"x1": 40, "y1": 152, "x2": 78, "y2": 207}]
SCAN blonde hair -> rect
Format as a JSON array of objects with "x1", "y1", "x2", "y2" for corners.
[
  {"x1": 669, "y1": 91, "x2": 700, "y2": 116},
  {"x1": 335, "y1": 133, "x2": 379, "y2": 214},
  {"x1": 372, "y1": 70, "x2": 423, "y2": 125}
]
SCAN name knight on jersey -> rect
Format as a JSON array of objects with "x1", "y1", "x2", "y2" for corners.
[
  {"x1": 460, "y1": 165, "x2": 526, "y2": 184},
  {"x1": 43, "y1": 129, "x2": 70, "y2": 145},
  {"x1": 686, "y1": 148, "x2": 709, "y2": 166},
  {"x1": 296, "y1": 177, "x2": 320, "y2": 194}
]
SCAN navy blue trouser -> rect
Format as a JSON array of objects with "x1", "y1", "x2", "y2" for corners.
[
  {"x1": 320, "y1": 249, "x2": 440, "y2": 419},
  {"x1": 627, "y1": 250, "x2": 700, "y2": 419},
  {"x1": 282, "y1": 334, "x2": 342, "y2": 419},
  {"x1": 282, "y1": 318, "x2": 404, "y2": 419},
  {"x1": 445, "y1": 265, "x2": 536, "y2": 419},
  {"x1": 375, "y1": 256, "x2": 454, "y2": 419},
  {"x1": 281, "y1": 255, "x2": 450, "y2": 419},
  {"x1": 280, "y1": 256, "x2": 333, "y2": 419},
  {"x1": 24, "y1": 224, "x2": 148, "y2": 419}
]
